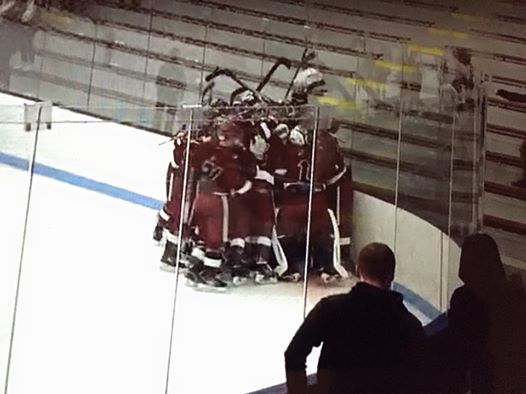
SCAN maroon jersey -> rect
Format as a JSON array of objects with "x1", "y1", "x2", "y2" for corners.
[
  {"x1": 252, "y1": 134, "x2": 285, "y2": 189},
  {"x1": 172, "y1": 137, "x2": 186, "y2": 167},
  {"x1": 191, "y1": 139, "x2": 257, "y2": 194},
  {"x1": 277, "y1": 143, "x2": 312, "y2": 184},
  {"x1": 276, "y1": 133, "x2": 346, "y2": 191},
  {"x1": 315, "y1": 132, "x2": 346, "y2": 186}
]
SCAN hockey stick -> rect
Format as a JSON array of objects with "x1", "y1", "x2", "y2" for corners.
[
  {"x1": 201, "y1": 81, "x2": 215, "y2": 106},
  {"x1": 205, "y1": 67, "x2": 249, "y2": 89},
  {"x1": 327, "y1": 208, "x2": 349, "y2": 279},
  {"x1": 256, "y1": 57, "x2": 291, "y2": 92},
  {"x1": 205, "y1": 67, "x2": 268, "y2": 102},
  {"x1": 228, "y1": 58, "x2": 291, "y2": 105},
  {"x1": 284, "y1": 48, "x2": 316, "y2": 100},
  {"x1": 271, "y1": 226, "x2": 289, "y2": 277}
]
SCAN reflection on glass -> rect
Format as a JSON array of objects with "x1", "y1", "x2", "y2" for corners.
[
  {"x1": 0, "y1": 101, "x2": 38, "y2": 391},
  {"x1": 0, "y1": 0, "x2": 40, "y2": 96},
  {"x1": 2, "y1": 106, "x2": 176, "y2": 393},
  {"x1": 153, "y1": 47, "x2": 186, "y2": 133},
  {"x1": 397, "y1": 48, "x2": 453, "y2": 232}
]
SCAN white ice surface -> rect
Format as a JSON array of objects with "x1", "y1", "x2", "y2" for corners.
[
  {"x1": 0, "y1": 170, "x2": 327, "y2": 394},
  {"x1": 0, "y1": 164, "x2": 430, "y2": 394}
]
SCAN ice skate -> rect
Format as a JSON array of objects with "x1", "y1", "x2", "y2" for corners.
[
  {"x1": 319, "y1": 267, "x2": 344, "y2": 284},
  {"x1": 159, "y1": 240, "x2": 189, "y2": 273},
  {"x1": 152, "y1": 223, "x2": 164, "y2": 243},
  {"x1": 279, "y1": 271, "x2": 302, "y2": 283},
  {"x1": 223, "y1": 247, "x2": 251, "y2": 286},
  {"x1": 160, "y1": 240, "x2": 177, "y2": 265},
  {"x1": 159, "y1": 257, "x2": 189, "y2": 274},
  {"x1": 185, "y1": 266, "x2": 227, "y2": 292},
  {"x1": 231, "y1": 264, "x2": 252, "y2": 286},
  {"x1": 253, "y1": 263, "x2": 278, "y2": 285}
]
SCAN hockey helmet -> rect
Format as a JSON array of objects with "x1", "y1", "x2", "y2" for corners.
[
  {"x1": 289, "y1": 124, "x2": 309, "y2": 146},
  {"x1": 292, "y1": 67, "x2": 326, "y2": 99},
  {"x1": 232, "y1": 90, "x2": 257, "y2": 107},
  {"x1": 274, "y1": 123, "x2": 290, "y2": 142},
  {"x1": 216, "y1": 116, "x2": 246, "y2": 147}
]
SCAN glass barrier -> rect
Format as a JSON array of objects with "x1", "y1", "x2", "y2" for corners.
[
  {"x1": 163, "y1": 105, "x2": 314, "y2": 393},
  {"x1": 395, "y1": 92, "x2": 453, "y2": 313},
  {"x1": 395, "y1": 45, "x2": 448, "y2": 312},
  {"x1": 86, "y1": 0, "x2": 153, "y2": 122},
  {"x1": 443, "y1": 48, "x2": 487, "y2": 303},
  {"x1": 148, "y1": 0, "x2": 212, "y2": 129},
  {"x1": 0, "y1": 94, "x2": 484, "y2": 393},
  {"x1": 0, "y1": 100, "x2": 39, "y2": 390},
  {"x1": 0, "y1": 4, "x2": 489, "y2": 390},
  {"x1": 1, "y1": 105, "x2": 175, "y2": 394}
]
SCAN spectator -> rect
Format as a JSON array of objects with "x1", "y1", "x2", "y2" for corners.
[
  {"x1": 0, "y1": 0, "x2": 37, "y2": 88},
  {"x1": 285, "y1": 242, "x2": 425, "y2": 394},
  {"x1": 496, "y1": 89, "x2": 526, "y2": 188},
  {"x1": 427, "y1": 233, "x2": 526, "y2": 393},
  {"x1": 153, "y1": 47, "x2": 186, "y2": 132}
]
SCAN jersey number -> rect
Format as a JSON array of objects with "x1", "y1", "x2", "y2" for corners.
[{"x1": 202, "y1": 159, "x2": 223, "y2": 181}]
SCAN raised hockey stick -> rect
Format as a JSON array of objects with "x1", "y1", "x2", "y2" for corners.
[
  {"x1": 201, "y1": 81, "x2": 215, "y2": 106},
  {"x1": 205, "y1": 67, "x2": 269, "y2": 102},
  {"x1": 284, "y1": 48, "x2": 316, "y2": 100},
  {"x1": 229, "y1": 58, "x2": 291, "y2": 105},
  {"x1": 205, "y1": 67, "x2": 249, "y2": 89},
  {"x1": 256, "y1": 57, "x2": 291, "y2": 92}
]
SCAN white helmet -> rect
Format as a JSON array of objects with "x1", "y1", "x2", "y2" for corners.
[
  {"x1": 289, "y1": 125, "x2": 308, "y2": 146},
  {"x1": 274, "y1": 123, "x2": 290, "y2": 142},
  {"x1": 292, "y1": 67, "x2": 325, "y2": 97}
]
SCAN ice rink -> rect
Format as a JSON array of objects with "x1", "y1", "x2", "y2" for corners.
[{"x1": 0, "y1": 94, "x2": 432, "y2": 394}]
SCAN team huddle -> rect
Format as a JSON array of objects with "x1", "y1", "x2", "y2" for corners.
[{"x1": 152, "y1": 54, "x2": 354, "y2": 290}]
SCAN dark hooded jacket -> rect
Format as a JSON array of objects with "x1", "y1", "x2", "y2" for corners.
[
  {"x1": 285, "y1": 282, "x2": 425, "y2": 394},
  {"x1": 429, "y1": 234, "x2": 526, "y2": 394}
]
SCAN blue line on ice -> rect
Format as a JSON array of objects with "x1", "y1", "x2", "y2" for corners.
[
  {"x1": 0, "y1": 151, "x2": 164, "y2": 210},
  {"x1": 0, "y1": 151, "x2": 440, "y2": 319}
]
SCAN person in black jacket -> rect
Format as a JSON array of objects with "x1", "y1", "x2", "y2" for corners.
[
  {"x1": 428, "y1": 233, "x2": 526, "y2": 394},
  {"x1": 285, "y1": 242, "x2": 425, "y2": 394}
]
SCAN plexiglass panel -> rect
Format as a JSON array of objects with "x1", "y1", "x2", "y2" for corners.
[
  {"x1": 164, "y1": 105, "x2": 314, "y2": 393},
  {"x1": 3, "y1": 107, "x2": 174, "y2": 394},
  {"x1": 0, "y1": 8, "x2": 43, "y2": 98},
  {"x1": 0, "y1": 2, "x2": 495, "y2": 392},
  {"x1": 0, "y1": 100, "x2": 38, "y2": 390},
  {"x1": 394, "y1": 46, "x2": 454, "y2": 314}
]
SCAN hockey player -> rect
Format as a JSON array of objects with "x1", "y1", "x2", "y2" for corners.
[
  {"x1": 316, "y1": 125, "x2": 353, "y2": 279},
  {"x1": 153, "y1": 130, "x2": 197, "y2": 272},
  {"x1": 272, "y1": 125, "x2": 318, "y2": 281},
  {"x1": 185, "y1": 117, "x2": 257, "y2": 289},
  {"x1": 242, "y1": 123, "x2": 286, "y2": 284},
  {"x1": 274, "y1": 124, "x2": 349, "y2": 283}
]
